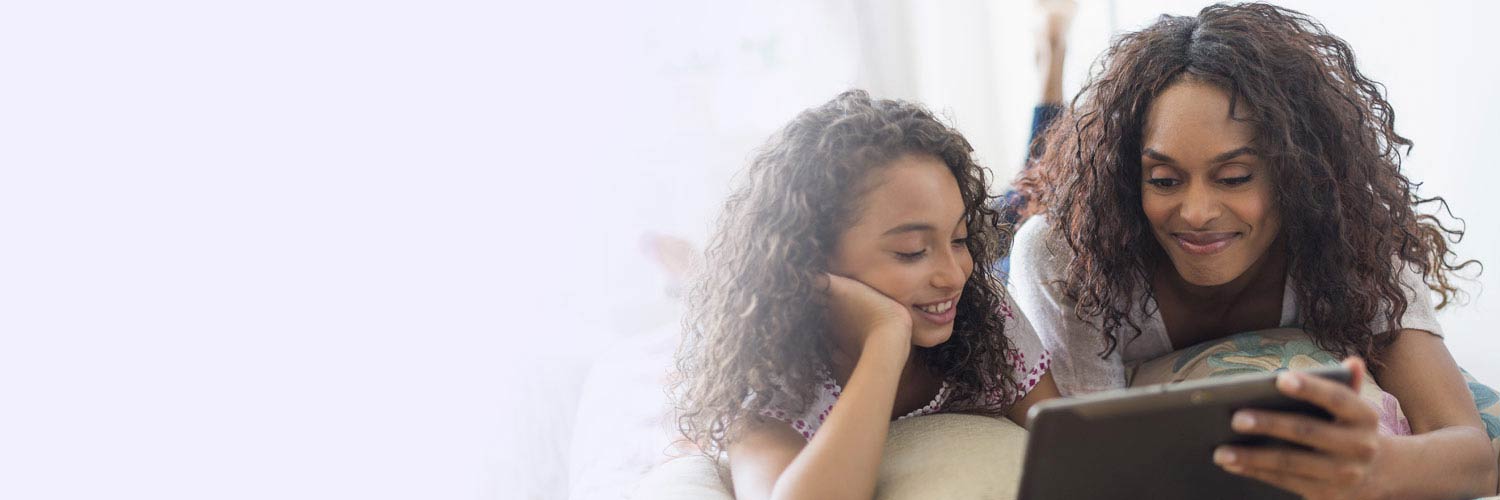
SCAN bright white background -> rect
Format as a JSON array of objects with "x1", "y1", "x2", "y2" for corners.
[{"x1": 0, "y1": 1, "x2": 1492, "y2": 500}]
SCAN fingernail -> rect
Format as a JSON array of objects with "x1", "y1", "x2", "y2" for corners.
[
  {"x1": 1214, "y1": 447, "x2": 1236, "y2": 464},
  {"x1": 1232, "y1": 412, "x2": 1255, "y2": 430},
  {"x1": 1279, "y1": 373, "x2": 1301, "y2": 392}
]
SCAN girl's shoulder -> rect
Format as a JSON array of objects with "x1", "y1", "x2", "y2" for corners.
[
  {"x1": 751, "y1": 368, "x2": 841, "y2": 440},
  {"x1": 755, "y1": 367, "x2": 962, "y2": 440}
]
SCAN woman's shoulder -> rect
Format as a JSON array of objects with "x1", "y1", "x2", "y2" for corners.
[{"x1": 1010, "y1": 215, "x2": 1069, "y2": 280}]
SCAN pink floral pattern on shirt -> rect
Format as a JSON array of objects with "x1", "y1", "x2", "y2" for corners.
[{"x1": 760, "y1": 348, "x2": 1051, "y2": 440}]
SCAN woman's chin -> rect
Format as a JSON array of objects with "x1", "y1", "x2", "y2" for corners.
[{"x1": 1168, "y1": 255, "x2": 1245, "y2": 286}]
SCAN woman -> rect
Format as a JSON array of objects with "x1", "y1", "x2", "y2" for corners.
[{"x1": 1012, "y1": 3, "x2": 1495, "y2": 498}]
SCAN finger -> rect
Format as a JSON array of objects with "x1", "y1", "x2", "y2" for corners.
[
  {"x1": 1345, "y1": 357, "x2": 1367, "y2": 390},
  {"x1": 1277, "y1": 369, "x2": 1378, "y2": 427},
  {"x1": 1215, "y1": 445, "x2": 1364, "y2": 483},
  {"x1": 1221, "y1": 463, "x2": 1325, "y2": 498},
  {"x1": 1231, "y1": 410, "x2": 1382, "y2": 459}
]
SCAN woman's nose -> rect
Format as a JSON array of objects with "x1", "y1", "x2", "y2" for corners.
[{"x1": 1179, "y1": 182, "x2": 1223, "y2": 228}]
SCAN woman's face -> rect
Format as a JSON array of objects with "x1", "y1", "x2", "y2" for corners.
[
  {"x1": 1140, "y1": 80, "x2": 1280, "y2": 287},
  {"x1": 830, "y1": 153, "x2": 973, "y2": 348}
]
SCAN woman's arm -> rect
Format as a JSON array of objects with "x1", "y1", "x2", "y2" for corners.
[
  {"x1": 1371, "y1": 330, "x2": 1496, "y2": 497},
  {"x1": 726, "y1": 324, "x2": 910, "y2": 500},
  {"x1": 1213, "y1": 331, "x2": 1496, "y2": 499}
]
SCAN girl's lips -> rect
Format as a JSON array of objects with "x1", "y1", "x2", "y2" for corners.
[
  {"x1": 1173, "y1": 232, "x2": 1240, "y2": 255},
  {"x1": 912, "y1": 295, "x2": 959, "y2": 325}
]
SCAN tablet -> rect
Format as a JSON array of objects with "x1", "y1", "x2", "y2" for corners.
[{"x1": 1017, "y1": 366, "x2": 1353, "y2": 500}]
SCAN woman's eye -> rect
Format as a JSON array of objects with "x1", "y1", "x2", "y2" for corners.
[
  {"x1": 1220, "y1": 175, "x2": 1252, "y2": 186},
  {"x1": 895, "y1": 249, "x2": 927, "y2": 261},
  {"x1": 951, "y1": 237, "x2": 969, "y2": 248},
  {"x1": 1146, "y1": 178, "x2": 1180, "y2": 188}
]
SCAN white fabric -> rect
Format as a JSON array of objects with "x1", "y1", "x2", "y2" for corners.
[{"x1": 1007, "y1": 216, "x2": 1444, "y2": 397}]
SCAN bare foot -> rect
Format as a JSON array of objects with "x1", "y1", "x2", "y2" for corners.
[
  {"x1": 641, "y1": 232, "x2": 698, "y2": 297},
  {"x1": 1036, "y1": 0, "x2": 1077, "y2": 104}
]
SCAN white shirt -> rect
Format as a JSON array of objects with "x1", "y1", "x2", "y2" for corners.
[{"x1": 1007, "y1": 216, "x2": 1443, "y2": 396}]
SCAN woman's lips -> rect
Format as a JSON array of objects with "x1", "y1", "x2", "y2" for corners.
[{"x1": 1173, "y1": 231, "x2": 1240, "y2": 255}]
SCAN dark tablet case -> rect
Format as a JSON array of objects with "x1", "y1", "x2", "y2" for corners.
[{"x1": 1018, "y1": 366, "x2": 1353, "y2": 500}]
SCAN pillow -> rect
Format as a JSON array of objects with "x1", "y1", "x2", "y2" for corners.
[
  {"x1": 630, "y1": 453, "x2": 734, "y2": 500},
  {"x1": 875, "y1": 413, "x2": 1028, "y2": 499},
  {"x1": 1128, "y1": 328, "x2": 1499, "y2": 462},
  {"x1": 1462, "y1": 368, "x2": 1500, "y2": 461},
  {"x1": 631, "y1": 413, "x2": 1029, "y2": 500}
]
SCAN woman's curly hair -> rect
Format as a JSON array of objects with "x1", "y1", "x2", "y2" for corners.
[
  {"x1": 1017, "y1": 2, "x2": 1478, "y2": 362},
  {"x1": 672, "y1": 90, "x2": 1019, "y2": 454}
]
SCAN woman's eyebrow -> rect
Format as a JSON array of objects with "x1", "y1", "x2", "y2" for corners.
[
  {"x1": 1140, "y1": 146, "x2": 1257, "y2": 164},
  {"x1": 1142, "y1": 148, "x2": 1176, "y2": 163},
  {"x1": 1209, "y1": 146, "x2": 1258, "y2": 163}
]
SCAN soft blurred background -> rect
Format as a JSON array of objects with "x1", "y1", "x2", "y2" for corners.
[
  {"x1": 3, "y1": 1, "x2": 1493, "y2": 499},
  {"x1": 533, "y1": 1, "x2": 1500, "y2": 499}
]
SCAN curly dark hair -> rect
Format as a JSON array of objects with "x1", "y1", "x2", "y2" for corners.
[
  {"x1": 1017, "y1": 3, "x2": 1477, "y2": 362},
  {"x1": 672, "y1": 90, "x2": 1019, "y2": 454}
]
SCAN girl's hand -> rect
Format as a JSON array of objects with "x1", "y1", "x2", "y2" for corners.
[
  {"x1": 1213, "y1": 358, "x2": 1396, "y2": 500},
  {"x1": 820, "y1": 273, "x2": 912, "y2": 362}
]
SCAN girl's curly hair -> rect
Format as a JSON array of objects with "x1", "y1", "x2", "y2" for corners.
[
  {"x1": 672, "y1": 90, "x2": 1019, "y2": 454},
  {"x1": 1017, "y1": 3, "x2": 1478, "y2": 362}
]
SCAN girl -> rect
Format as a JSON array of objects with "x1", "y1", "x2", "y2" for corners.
[
  {"x1": 1013, "y1": 3, "x2": 1496, "y2": 498},
  {"x1": 673, "y1": 90, "x2": 1059, "y2": 500}
]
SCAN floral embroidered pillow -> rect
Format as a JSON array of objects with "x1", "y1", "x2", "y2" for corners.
[{"x1": 1128, "y1": 328, "x2": 1499, "y2": 457}]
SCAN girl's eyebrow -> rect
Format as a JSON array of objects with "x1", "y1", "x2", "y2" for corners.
[
  {"x1": 881, "y1": 222, "x2": 935, "y2": 237},
  {"x1": 882, "y1": 215, "x2": 967, "y2": 237}
]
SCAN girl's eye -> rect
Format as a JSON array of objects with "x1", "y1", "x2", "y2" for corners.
[
  {"x1": 1146, "y1": 178, "x2": 1180, "y2": 188},
  {"x1": 1220, "y1": 175, "x2": 1252, "y2": 186},
  {"x1": 951, "y1": 237, "x2": 969, "y2": 248},
  {"x1": 895, "y1": 249, "x2": 927, "y2": 261}
]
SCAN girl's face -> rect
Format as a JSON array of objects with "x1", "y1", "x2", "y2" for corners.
[
  {"x1": 1140, "y1": 80, "x2": 1281, "y2": 286},
  {"x1": 830, "y1": 153, "x2": 973, "y2": 348}
]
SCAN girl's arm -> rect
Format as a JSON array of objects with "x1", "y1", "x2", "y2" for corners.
[
  {"x1": 1006, "y1": 372, "x2": 1060, "y2": 429},
  {"x1": 727, "y1": 327, "x2": 909, "y2": 500},
  {"x1": 1214, "y1": 331, "x2": 1496, "y2": 499},
  {"x1": 726, "y1": 274, "x2": 914, "y2": 500}
]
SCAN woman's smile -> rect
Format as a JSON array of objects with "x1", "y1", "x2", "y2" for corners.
[{"x1": 1172, "y1": 231, "x2": 1241, "y2": 256}]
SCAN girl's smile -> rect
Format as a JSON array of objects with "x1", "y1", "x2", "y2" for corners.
[{"x1": 912, "y1": 293, "x2": 960, "y2": 325}]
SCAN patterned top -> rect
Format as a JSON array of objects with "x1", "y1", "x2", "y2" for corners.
[{"x1": 758, "y1": 293, "x2": 1052, "y2": 440}]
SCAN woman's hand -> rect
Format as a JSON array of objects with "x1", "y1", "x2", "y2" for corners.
[
  {"x1": 820, "y1": 273, "x2": 912, "y2": 362},
  {"x1": 1212, "y1": 358, "x2": 1397, "y2": 500}
]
